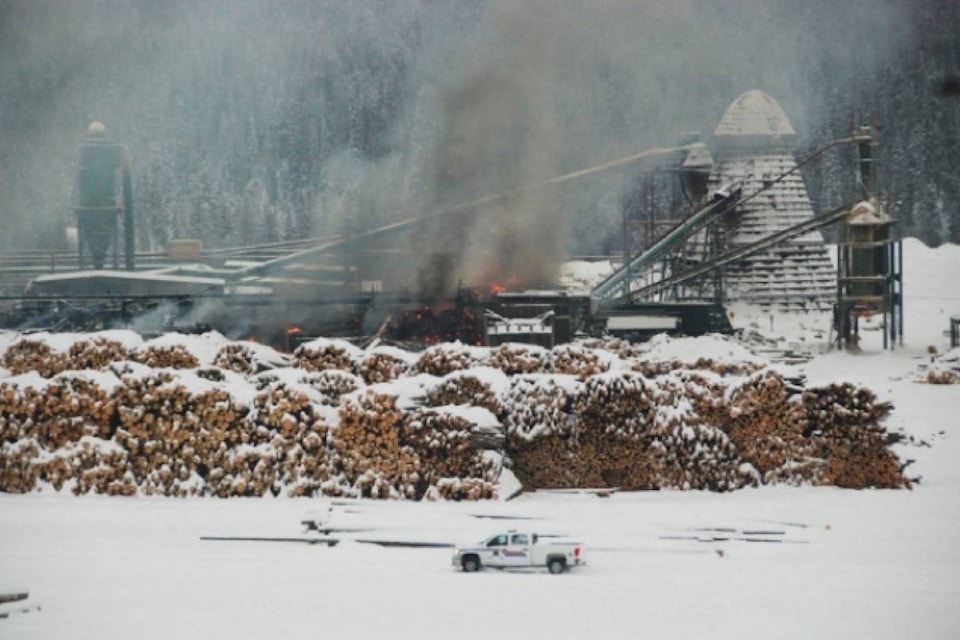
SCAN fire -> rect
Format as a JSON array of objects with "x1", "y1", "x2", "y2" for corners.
[
  {"x1": 286, "y1": 325, "x2": 303, "y2": 335},
  {"x1": 487, "y1": 274, "x2": 522, "y2": 297}
]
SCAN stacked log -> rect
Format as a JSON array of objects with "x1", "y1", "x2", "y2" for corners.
[
  {"x1": 113, "y1": 375, "x2": 237, "y2": 496},
  {"x1": 298, "y1": 370, "x2": 363, "y2": 406},
  {"x1": 649, "y1": 422, "x2": 759, "y2": 491},
  {"x1": 0, "y1": 377, "x2": 113, "y2": 447},
  {"x1": 357, "y1": 347, "x2": 414, "y2": 384},
  {"x1": 632, "y1": 358, "x2": 762, "y2": 378},
  {"x1": 131, "y1": 345, "x2": 200, "y2": 369},
  {"x1": 501, "y1": 375, "x2": 581, "y2": 489},
  {"x1": 798, "y1": 383, "x2": 907, "y2": 489},
  {"x1": 571, "y1": 372, "x2": 670, "y2": 490},
  {"x1": 213, "y1": 343, "x2": 258, "y2": 374},
  {"x1": 718, "y1": 371, "x2": 811, "y2": 483},
  {"x1": 426, "y1": 477, "x2": 499, "y2": 501},
  {"x1": 0, "y1": 331, "x2": 914, "y2": 498},
  {"x1": 67, "y1": 338, "x2": 130, "y2": 372},
  {"x1": 293, "y1": 338, "x2": 361, "y2": 372},
  {"x1": 331, "y1": 390, "x2": 421, "y2": 499},
  {"x1": 66, "y1": 439, "x2": 132, "y2": 496},
  {"x1": 401, "y1": 407, "x2": 499, "y2": 500},
  {"x1": 488, "y1": 344, "x2": 550, "y2": 375},
  {"x1": 0, "y1": 439, "x2": 41, "y2": 493},
  {"x1": 414, "y1": 343, "x2": 489, "y2": 376},
  {"x1": 550, "y1": 343, "x2": 612, "y2": 378},
  {"x1": 2, "y1": 340, "x2": 69, "y2": 377},
  {"x1": 922, "y1": 369, "x2": 960, "y2": 384},
  {"x1": 579, "y1": 337, "x2": 645, "y2": 360},
  {"x1": 247, "y1": 382, "x2": 334, "y2": 497},
  {"x1": 424, "y1": 369, "x2": 506, "y2": 418}
]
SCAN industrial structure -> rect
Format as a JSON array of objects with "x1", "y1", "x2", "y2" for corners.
[
  {"x1": 0, "y1": 94, "x2": 903, "y2": 351},
  {"x1": 74, "y1": 122, "x2": 134, "y2": 271}
]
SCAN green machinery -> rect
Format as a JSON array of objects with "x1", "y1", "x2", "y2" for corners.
[{"x1": 74, "y1": 122, "x2": 134, "y2": 270}]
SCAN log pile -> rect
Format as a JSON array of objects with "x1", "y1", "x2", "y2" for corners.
[
  {"x1": 501, "y1": 375, "x2": 582, "y2": 489},
  {"x1": 2, "y1": 340, "x2": 70, "y2": 377},
  {"x1": 298, "y1": 370, "x2": 363, "y2": 405},
  {"x1": 213, "y1": 344, "x2": 258, "y2": 374},
  {"x1": 130, "y1": 345, "x2": 200, "y2": 369},
  {"x1": 718, "y1": 371, "x2": 810, "y2": 482},
  {"x1": 631, "y1": 358, "x2": 763, "y2": 378},
  {"x1": 331, "y1": 391, "x2": 421, "y2": 499},
  {"x1": 357, "y1": 348, "x2": 413, "y2": 385},
  {"x1": 0, "y1": 331, "x2": 913, "y2": 499},
  {"x1": 293, "y1": 339, "x2": 360, "y2": 372},
  {"x1": 550, "y1": 343, "x2": 612, "y2": 378},
  {"x1": 401, "y1": 407, "x2": 499, "y2": 500},
  {"x1": 922, "y1": 369, "x2": 960, "y2": 384},
  {"x1": 488, "y1": 344, "x2": 549, "y2": 375},
  {"x1": 424, "y1": 370, "x2": 505, "y2": 418},
  {"x1": 797, "y1": 383, "x2": 905, "y2": 488},
  {"x1": 569, "y1": 373, "x2": 670, "y2": 490},
  {"x1": 414, "y1": 343, "x2": 488, "y2": 376}
]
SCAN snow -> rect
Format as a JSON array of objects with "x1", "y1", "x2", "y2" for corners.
[
  {"x1": 2, "y1": 239, "x2": 960, "y2": 638},
  {"x1": 636, "y1": 332, "x2": 766, "y2": 366},
  {"x1": 558, "y1": 259, "x2": 616, "y2": 293}
]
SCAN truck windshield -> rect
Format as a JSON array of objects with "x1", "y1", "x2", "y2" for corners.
[{"x1": 486, "y1": 534, "x2": 507, "y2": 547}]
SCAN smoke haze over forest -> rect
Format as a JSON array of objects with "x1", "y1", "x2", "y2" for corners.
[{"x1": 1, "y1": 0, "x2": 958, "y2": 275}]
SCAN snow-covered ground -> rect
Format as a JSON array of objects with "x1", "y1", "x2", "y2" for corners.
[{"x1": 2, "y1": 237, "x2": 960, "y2": 639}]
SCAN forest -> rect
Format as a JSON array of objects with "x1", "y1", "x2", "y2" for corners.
[{"x1": 0, "y1": 0, "x2": 958, "y2": 258}]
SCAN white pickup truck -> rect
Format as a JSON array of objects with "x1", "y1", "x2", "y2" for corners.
[{"x1": 451, "y1": 530, "x2": 586, "y2": 574}]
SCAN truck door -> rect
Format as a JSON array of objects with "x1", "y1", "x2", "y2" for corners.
[
  {"x1": 501, "y1": 533, "x2": 532, "y2": 567},
  {"x1": 484, "y1": 533, "x2": 509, "y2": 567}
]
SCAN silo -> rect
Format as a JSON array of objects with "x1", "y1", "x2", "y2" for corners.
[{"x1": 74, "y1": 122, "x2": 133, "y2": 270}]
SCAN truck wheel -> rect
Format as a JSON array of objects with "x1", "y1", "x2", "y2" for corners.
[
  {"x1": 547, "y1": 557, "x2": 566, "y2": 574},
  {"x1": 461, "y1": 555, "x2": 480, "y2": 573}
]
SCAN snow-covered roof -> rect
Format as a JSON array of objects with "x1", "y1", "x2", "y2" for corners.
[{"x1": 714, "y1": 90, "x2": 796, "y2": 139}]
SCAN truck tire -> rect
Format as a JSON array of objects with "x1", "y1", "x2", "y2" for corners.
[
  {"x1": 547, "y1": 557, "x2": 566, "y2": 574},
  {"x1": 461, "y1": 555, "x2": 481, "y2": 573}
]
